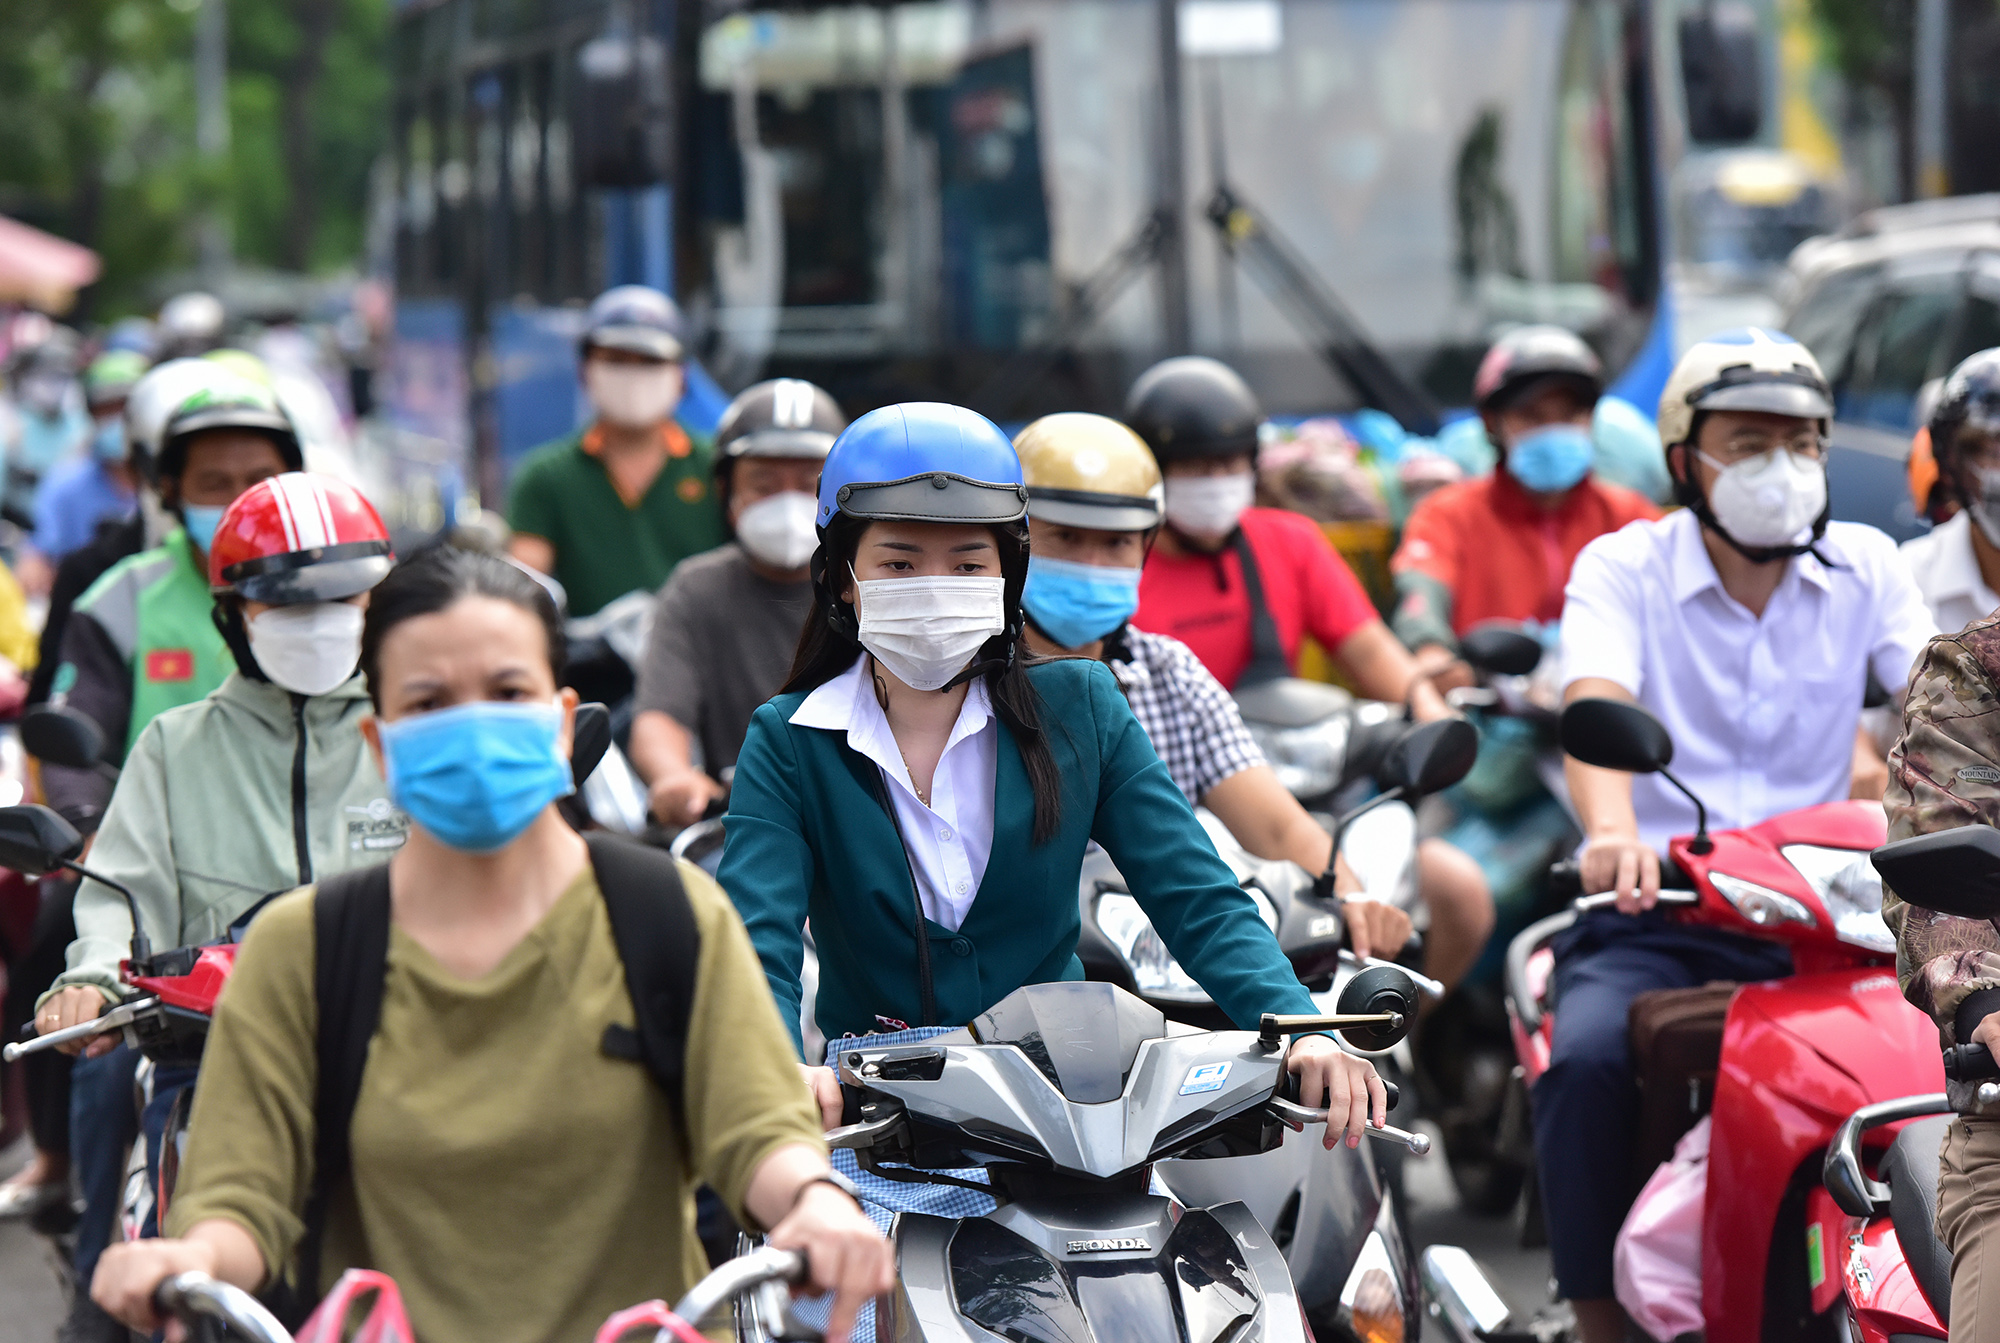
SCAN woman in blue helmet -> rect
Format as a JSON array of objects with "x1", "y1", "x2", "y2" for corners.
[{"x1": 718, "y1": 403, "x2": 1385, "y2": 1151}]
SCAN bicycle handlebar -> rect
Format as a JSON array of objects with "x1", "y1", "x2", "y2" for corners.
[
  {"x1": 664, "y1": 1246, "x2": 809, "y2": 1336},
  {"x1": 154, "y1": 1272, "x2": 293, "y2": 1343}
]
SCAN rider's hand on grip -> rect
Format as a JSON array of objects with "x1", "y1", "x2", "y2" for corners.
[
  {"x1": 1578, "y1": 833, "x2": 1660, "y2": 913},
  {"x1": 39, "y1": 985, "x2": 115, "y2": 1057},
  {"x1": 1285, "y1": 1036, "x2": 1386, "y2": 1151},
  {"x1": 93, "y1": 1239, "x2": 219, "y2": 1337},
  {"x1": 766, "y1": 1182, "x2": 893, "y2": 1343},
  {"x1": 800, "y1": 1064, "x2": 843, "y2": 1131}
]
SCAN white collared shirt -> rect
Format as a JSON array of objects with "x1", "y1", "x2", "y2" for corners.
[
  {"x1": 1900, "y1": 511, "x2": 2000, "y2": 635},
  {"x1": 1560, "y1": 510, "x2": 1936, "y2": 854},
  {"x1": 789, "y1": 654, "x2": 997, "y2": 931}
]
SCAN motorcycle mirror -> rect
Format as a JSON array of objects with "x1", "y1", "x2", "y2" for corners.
[
  {"x1": 1871, "y1": 827, "x2": 2000, "y2": 921},
  {"x1": 1559, "y1": 697, "x2": 1673, "y2": 774},
  {"x1": 571, "y1": 702, "x2": 612, "y2": 787},
  {"x1": 1335, "y1": 964, "x2": 1419, "y2": 1050},
  {"x1": 0, "y1": 803, "x2": 84, "y2": 876},
  {"x1": 1379, "y1": 718, "x2": 1479, "y2": 797},
  {"x1": 22, "y1": 705, "x2": 108, "y2": 772},
  {"x1": 1457, "y1": 623, "x2": 1542, "y2": 678}
]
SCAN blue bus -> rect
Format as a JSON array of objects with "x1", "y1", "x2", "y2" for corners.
[{"x1": 384, "y1": 0, "x2": 1764, "y2": 502}]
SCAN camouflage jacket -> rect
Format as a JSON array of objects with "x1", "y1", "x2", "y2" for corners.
[{"x1": 1885, "y1": 616, "x2": 2000, "y2": 1110}]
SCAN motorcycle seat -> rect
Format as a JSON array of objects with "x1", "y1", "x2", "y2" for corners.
[{"x1": 1884, "y1": 1114, "x2": 1953, "y2": 1326}]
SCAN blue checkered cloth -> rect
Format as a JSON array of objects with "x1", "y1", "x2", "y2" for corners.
[{"x1": 789, "y1": 1027, "x2": 994, "y2": 1343}]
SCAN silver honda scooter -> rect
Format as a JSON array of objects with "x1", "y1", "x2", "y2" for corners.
[{"x1": 745, "y1": 974, "x2": 1430, "y2": 1343}]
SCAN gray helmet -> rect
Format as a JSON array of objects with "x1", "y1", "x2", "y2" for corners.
[{"x1": 581, "y1": 285, "x2": 685, "y2": 362}]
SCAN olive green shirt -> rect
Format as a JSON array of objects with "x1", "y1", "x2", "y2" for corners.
[
  {"x1": 166, "y1": 861, "x2": 824, "y2": 1343},
  {"x1": 507, "y1": 422, "x2": 725, "y2": 617}
]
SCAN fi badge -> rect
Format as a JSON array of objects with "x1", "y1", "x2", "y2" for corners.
[{"x1": 1180, "y1": 1061, "x2": 1232, "y2": 1096}]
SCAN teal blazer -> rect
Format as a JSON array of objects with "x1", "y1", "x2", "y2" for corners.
[{"x1": 718, "y1": 655, "x2": 1318, "y2": 1054}]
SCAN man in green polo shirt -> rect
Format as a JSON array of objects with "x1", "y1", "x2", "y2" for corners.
[{"x1": 507, "y1": 286, "x2": 726, "y2": 617}]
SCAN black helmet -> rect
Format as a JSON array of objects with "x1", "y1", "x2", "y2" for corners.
[
  {"x1": 1473, "y1": 325, "x2": 1603, "y2": 414},
  {"x1": 1124, "y1": 356, "x2": 1262, "y2": 463},
  {"x1": 1931, "y1": 348, "x2": 2000, "y2": 498},
  {"x1": 716, "y1": 378, "x2": 847, "y2": 463}
]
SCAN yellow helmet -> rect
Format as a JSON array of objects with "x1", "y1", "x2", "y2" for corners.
[
  {"x1": 1656, "y1": 327, "x2": 1831, "y2": 449},
  {"x1": 1013, "y1": 413, "x2": 1164, "y2": 532}
]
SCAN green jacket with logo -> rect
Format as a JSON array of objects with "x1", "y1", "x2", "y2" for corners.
[
  {"x1": 43, "y1": 530, "x2": 231, "y2": 822},
  {"x1": 46, "y1": 672, "x2": 408, "y2": 1005}
]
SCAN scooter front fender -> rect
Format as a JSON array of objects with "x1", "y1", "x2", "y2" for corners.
[
  {"x1": 1843, "y1": 1214, "x2": 1947, "y2": 1342},
  {"x1": 879, "y1": 1198, "x2": 1311, "y2": 1343}
]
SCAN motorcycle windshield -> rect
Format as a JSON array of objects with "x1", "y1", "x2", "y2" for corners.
[{"x1": 965, "y1": 980, "x2": 1167, "y2": 1102}]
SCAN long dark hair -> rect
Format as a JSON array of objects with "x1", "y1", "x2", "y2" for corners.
[
  {"x1": 359, "y1": 545, "x2": 567, "y2": 710},
  {"x1": 785, "y1": 514, "x2": 1065, "y2": 843}
]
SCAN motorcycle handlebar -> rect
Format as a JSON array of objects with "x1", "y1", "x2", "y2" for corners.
[
  {"x1": 154, "y1": 1272, "x2": 293, "y2": 1343},
  {"x1": 1571, "y1": 890, "x2": 1700, "y2": 914},
  {"x1": 2, "y1": 996, "x2": 158, "y2": 1063}
]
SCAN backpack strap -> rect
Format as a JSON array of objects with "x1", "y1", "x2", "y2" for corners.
[
  {"x1": 1231, "y1": 528, "x2": 1291, "y2": 688},
  {"x1": 586, "y1": 833, "x2": 701, "y2": 1134},
  {"x1": 285, "y1": 862, "x2": 393, "y2": 1323}
]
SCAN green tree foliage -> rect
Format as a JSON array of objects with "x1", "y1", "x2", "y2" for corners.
[{"x1": 0, "y1": 0, "x2": 388, "y2": 315}]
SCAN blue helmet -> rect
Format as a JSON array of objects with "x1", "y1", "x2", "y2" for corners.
[{"x1": 816, "y1": 402, "x2": 1027, "y2": 532}]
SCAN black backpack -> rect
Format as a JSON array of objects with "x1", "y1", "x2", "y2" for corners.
[{"x1": 279, "y1": 833, "x2": 700, "y2": 1319}]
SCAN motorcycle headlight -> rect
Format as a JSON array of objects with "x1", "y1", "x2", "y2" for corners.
[
  {"x1": 1094, "y1": 889, "x2": 1276, "y2": 1003},
  {"x1": 1782, "y1": 844, "x2": 1896, "y2": 954},
  {"x1": 1247, "y1": 714, "x2": 1350, "y2": 801},
  {"x1": 1708, "y1": 872, "x2": 1818, "y2": 932},
  {"x1": 1341, "y1": 1228, "x2": 1407, "y2": 1343}
]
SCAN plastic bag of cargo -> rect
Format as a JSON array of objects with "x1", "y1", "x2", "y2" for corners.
[{"x1": 1614, "y1": 1114, "x2": 1709, "y2": 1342}]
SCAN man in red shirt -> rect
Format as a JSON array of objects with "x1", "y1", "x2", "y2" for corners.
[
  {"x1": 1127, "y1": 356, "x2": 1493, "y2": 991},
  {"x1": 1391, "y1": 326, "x2": 1659, "y2": 685}
]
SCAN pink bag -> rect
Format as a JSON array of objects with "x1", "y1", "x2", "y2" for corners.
[
  {"x1": 593, "y1": 1299, "x2": 711, "y2": 1343},
  {"x1": 294, "y1": 1270, "x2": 414, "y2": 1343},
  {"x1": 1614, "y1": 1115, "x2": 1710, "y2": 1342}
]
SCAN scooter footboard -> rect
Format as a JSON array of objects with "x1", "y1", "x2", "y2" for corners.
[{"x1": 881, "y1": 1199, "x2": 1311, "y2": 1342}]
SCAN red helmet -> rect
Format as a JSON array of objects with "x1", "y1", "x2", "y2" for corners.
[{"x1": 209, "y1": 472, "x2": 394, "y2": 602}]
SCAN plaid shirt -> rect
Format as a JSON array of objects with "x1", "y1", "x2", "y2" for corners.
[{"x1": 1106, "y1": 626, "x2": 1265, "y2": 804}]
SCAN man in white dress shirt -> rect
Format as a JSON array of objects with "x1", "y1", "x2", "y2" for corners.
[
  {"x1": 1539, "y1": 329, "x2": 1937, "y2": 1343},
  {"x1": 1900, "y1": 349, "x2": 2000, "y2": 634}
]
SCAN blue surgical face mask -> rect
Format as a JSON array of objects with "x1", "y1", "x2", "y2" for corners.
[
  {"x1": 91, "y1": 419, "x2": 126, "y2": 463},
  {"x1": 1022, "y1": 553, "x2": 1142, "y2": 649},
  {"x1": 1504, "y1": 423, "x2": 1595, "y2": 494},
  {"x1": 378, "y1": 701, "x2": 575, "y2": 853},
  {"x1": 180, "y1": 503, "x2": 226, "y2": 554}
]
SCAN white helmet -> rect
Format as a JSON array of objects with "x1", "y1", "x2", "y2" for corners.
[
  {"x1": 158, "y1": 291, "x2": 226, "y2": 345},
  {"x1": 124, "y1": 358, "x2": 231, "y2": 474},
  {"x1": 1656, "y1": 327, "x2": 1832, "y2": 449}
]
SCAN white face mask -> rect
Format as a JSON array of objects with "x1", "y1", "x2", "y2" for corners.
[
  {"x1": 735, "y1": 490, "x2": 819, "y2": 571},
  {"x1": 586, "y1": 362, "x2": 682, "y2": 428},
  {"x1": 1697, "y1": 447, "x2": 1827, "y2": 549},
  {"x1": 852, "y1": 571, "x2": 1006, "y2": 692},
  {"x1": 1163, "y1": 471, "x2": 1255, "y2": 540},
  {"x1": 247, "y1": 601, "x2": 365, "y2": 697}
]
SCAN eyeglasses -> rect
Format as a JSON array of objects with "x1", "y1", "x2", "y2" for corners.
[{"x1": 1701, "y1": 433, "x2": 1829, "y2": 466}]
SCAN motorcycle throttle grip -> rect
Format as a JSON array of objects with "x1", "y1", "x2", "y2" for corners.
[
  {"x1": 1945, "y1": 1042, "x2": 1999, "y2": 1081},
  {"x1": 1284, "y1": 1070, "x2": 1399, "y2": 1112},
  {"x1": 1547, "y1": 861, "x2": 1582, "y2": 898},
  {"x1": 840, "y1": 1083, "x2": 865, "y2": 1127}
]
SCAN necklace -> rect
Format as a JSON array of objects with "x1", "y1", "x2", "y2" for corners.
[{"x1": 894, "y1": 739, "x2": 932, "y2": 808}]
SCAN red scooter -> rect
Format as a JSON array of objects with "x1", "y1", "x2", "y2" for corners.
[
  {"x1": 1818, "y1": 824, "x2": 2000, "y2": 1342},
  {"x1": 1487, "y1": 699, "x2": 1943, "y2": 1343}
]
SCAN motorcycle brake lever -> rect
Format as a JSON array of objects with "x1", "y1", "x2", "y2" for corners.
[
  {"x1": 2, "y1": 996, "x2": 159, "y2": 1062},
  {"x1": 1571, "y1": 891, "x2": 1699, "y2": 914},
  {"x1": 823, "y1": 1113, "x2": 904, "y2": 1151},
  {"x1": 1266, "y1": 1097, "x2": 1432, "y2": 1155}
]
